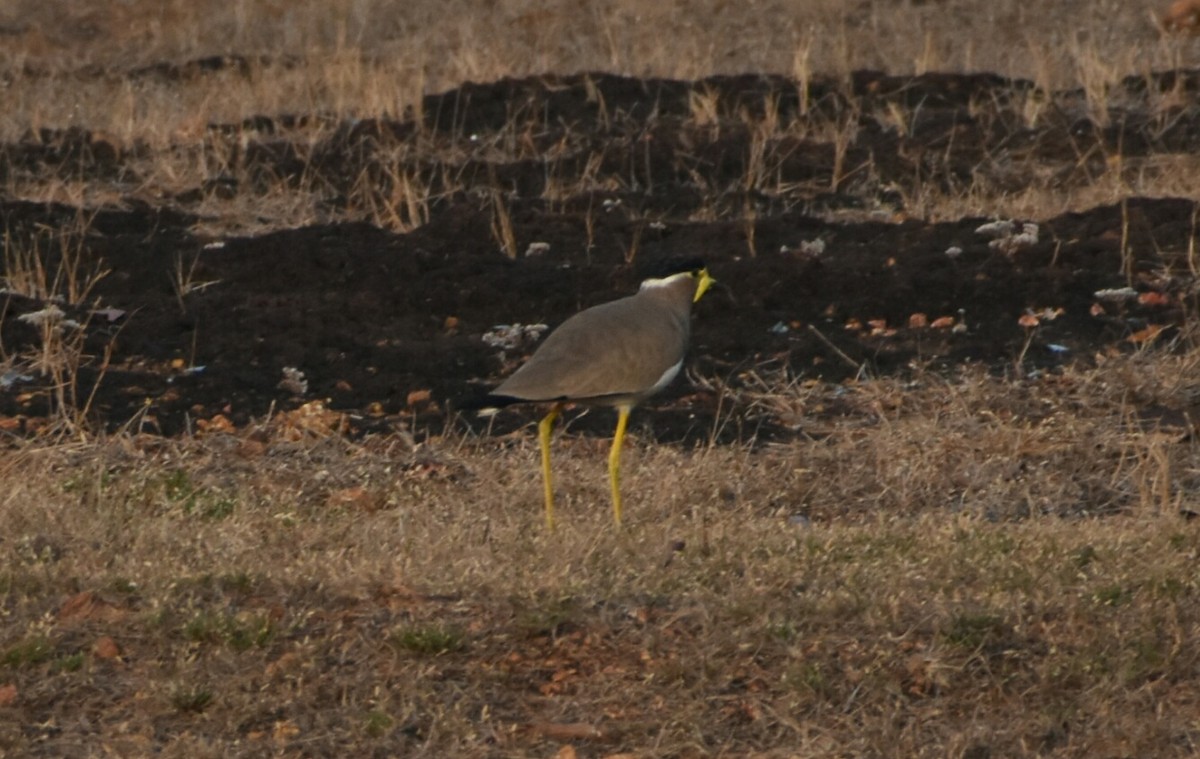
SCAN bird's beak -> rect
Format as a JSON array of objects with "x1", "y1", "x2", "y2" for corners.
[{"x1": 694, "y1": 268, "x2": 717, "y2": 303}]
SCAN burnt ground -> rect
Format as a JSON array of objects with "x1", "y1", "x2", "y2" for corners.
[{"x1": 2, "y1": 70, "x2": 1200, "y2": 443}]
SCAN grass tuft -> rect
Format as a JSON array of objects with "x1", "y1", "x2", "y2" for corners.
[
  {"x1": 183, "y1": 611, "x2": 275, "y2": 652},
  {"x1": 2, "y1": 637, "x2": 56, "y2": 669},
  {"x1": 388, "y1": 625, "x2": 466, "y2": 655},
  {"x1": 170, "y1": 685, "x2": 215, "y2": 714}
]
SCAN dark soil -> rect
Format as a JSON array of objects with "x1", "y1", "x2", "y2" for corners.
[{"x1": 2, "y1": 71, "x2": 1199, "y2": 442}]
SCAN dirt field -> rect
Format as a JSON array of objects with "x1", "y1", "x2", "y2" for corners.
[{"x1": 4, "y1": 2, "x2": 1200, "y2": 757}]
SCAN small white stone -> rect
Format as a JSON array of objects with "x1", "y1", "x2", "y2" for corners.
[
  {"x1": 278, "y1": 366, "x2": 308, "y2": 396},
  {"x1": 1093, "y1": 287, "x2": 1139, "y2": 302},
  {"x1": 17, "y1": 305, "x2": 65, "y2": 326},
  {"x1": 483, "y1": 323, "x2": 548, "y2": 350},
  {"x1": 798, "y1": 239, "x2": 826, "y2": 256},
  {"x1": 975, "y1": 219, "x2": 1015, "y2": 237}
]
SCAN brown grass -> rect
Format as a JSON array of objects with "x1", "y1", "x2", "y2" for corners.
[{"x1": 3, "y1": 349, "x2": 1200, "y2": 755}]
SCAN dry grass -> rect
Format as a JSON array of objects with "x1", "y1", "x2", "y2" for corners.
[
  {"x1": 0, "y1": 1, "x2": 1188, "y2": 91},
  {"x1": 4, "y1": 349, "x2": 1200, "y2": 755},
  {"x1": 0, "y1": 213, "x2": 115, "y2": 431},
  {"x1": 0, "y1": 1, "x2": 1196, "y2": 234}
]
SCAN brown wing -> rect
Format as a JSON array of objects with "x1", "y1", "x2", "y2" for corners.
[{"x1": 493, "y1": 294, "x2": 689, "y2": 403}]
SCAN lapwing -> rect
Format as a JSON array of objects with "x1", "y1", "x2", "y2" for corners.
[{"x1": 480, "y1": 261, "x2": 716, "y2": 528}]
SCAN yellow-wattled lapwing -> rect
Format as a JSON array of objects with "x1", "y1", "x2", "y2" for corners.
[{"x1": 480, "y1": 260, "x2": 716, "y2": 528}]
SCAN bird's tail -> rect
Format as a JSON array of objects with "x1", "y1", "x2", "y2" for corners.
[{"x1": 455, "y1": 394, "x2": 525, "y2": 417}]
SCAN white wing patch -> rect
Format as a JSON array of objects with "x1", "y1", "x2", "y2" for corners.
[{"x1": 650, "y1": 359, "x2": 684, "y2": 393}]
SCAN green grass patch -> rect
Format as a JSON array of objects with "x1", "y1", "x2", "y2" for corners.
[
  {"x1": 163, "y1": 469, "x2": 236, "y2": 519},
  {"x1": 52, "y1": 652, "x2": 85, "y2": 673},
  {"x1": 388, "y1": 624, "x2": 465, "y2": 655},
  {"x1": 942, "y1": 612, "x2": 1009, "y2": 649},
  {"x1": 183, "y1": 610, "x2": 275, "y2": 651},
  {"x1": 1092, "y1": 584, "x2": 1133, "y2": 608},
  {"x1": 170, "y1": 685, "x2": 215, "y2": 713},
  {"x1": 3, "y1": 636, "x2": 56, "y2": 668},
  {"x1": 364, "y1": 710, "x2": 395, "y2": 738}
]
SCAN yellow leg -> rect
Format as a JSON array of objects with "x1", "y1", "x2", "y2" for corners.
[
  {"x1": 538, "y1": 404, "x2": 562, "y2": 530},
  {"x1": 608, "y1": 406, "x2": 631, "y2": 527}
]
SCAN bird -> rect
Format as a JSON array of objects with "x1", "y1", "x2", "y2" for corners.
[{"x1": 479, "y1": 260, "x2": 716, "y2": 529}]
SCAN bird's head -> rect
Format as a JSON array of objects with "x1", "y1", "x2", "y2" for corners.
[{"x1": 640, "y1": 257, "x2": 717, "y2": 302}]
